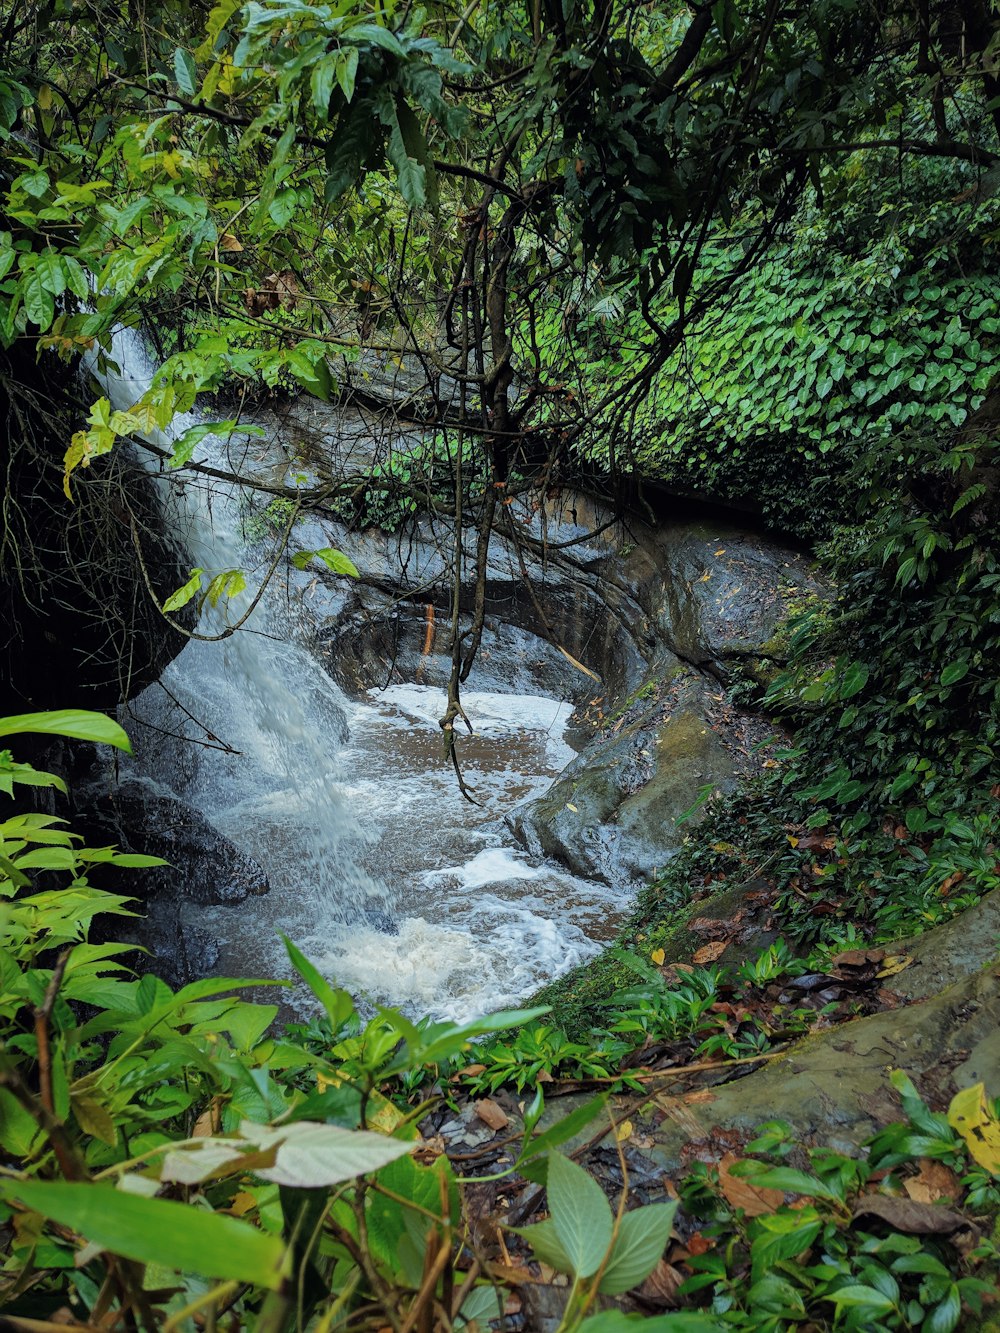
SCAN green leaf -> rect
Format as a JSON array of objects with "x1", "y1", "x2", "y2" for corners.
[
  {"x1": 730, "y1": 1163, "x2": 843, "y2": 1203},
  {"x1": 162, "y1": 568, "x2": 204, "y2": 613},
  {"x1": 238, "y1": 1119, "x2": 412, "y2": 1187},
  {"x1": 204, "y1": 569, "x2": 246, "y2": 608},
  {"x1": 349, "y1": 23, "x2": 405, "y2": 56},
  {"x1": 547, "y1": 1151, "x2": 614, "y2": 1279},
  {"x1": 22, "y1": 267, "x2": 55, "y2": 328},
  {"x1": 336, "y1": 47, "x2": 359, "y2": 102},
  {"x1": 174, "y1": 48, "x2": 199, "y2": 96},
  {"x1": 515, "y1": 1217, "x2": 574, "y2": 1273},
  {"x1": 519, "y1": 1094, "x2": 609, "y2": 1164},
  {"x1": 0, "y1": 1179, "x2": 286, "y2": 1288},
  {"x1": 924, "y1": 1285, "x2": 962, "y2": 1333},
  {"x1": 0, "y1": 1089, "x2": 42, "y2": 1157},
  {"x1": 0, "y1": 710, "x2": 131, "y2": 752},
  {"x1": 598, "y1": 1202, "x2": 677, "y2": 1294},
  {"x1": 827, "y1": 1283, "x2": 896, "y2": 1312},
  {"x1": 291, "y1": 547, "x2": 359, "y2": 578},
  {"x1": 282, "y1": 935, "x2": 355, "y2": 1032},
  {"x1": 839, "y1": 661, "x2": 869, "y2": 699},
  {"x1": 456, "y1": 1284, "x2": 505, "y2": 1329},
  {"x1": 311, "y1": 57, "x2": 336, "y2": 115},
  {"x1": 940, "y1": 661, "x2": 968, "y2": 687}
]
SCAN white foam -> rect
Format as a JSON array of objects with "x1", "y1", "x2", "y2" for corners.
[
  {"x1": 367, "y1": 684, "x2": 576, "y2": 767},
  {"x1": 314, "y1": 909, "x2": 603, "y2": 1022},
  {"x1": 422, "y1": 847, "x2": 544, "y2": 892}
]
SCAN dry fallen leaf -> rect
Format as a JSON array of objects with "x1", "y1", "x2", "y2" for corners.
[
  {"x1": 639, "y1": 1259, "x2": 685, "y2": 1307},
  {"x1": 876, "y1": 954, "x2": 913, "y2": 978},
  {"x1": 192, "y1": 1100, "x2": 222, "y2": 1138},
  {"x1": 852, "y1": 1195, "x2": 970, "y2": 1236},
  {"x1": 454, "y1": 1063, "x2": 486, "y2": 1080},
  {"x1": 904, "y1": 1159, "x2": 961, "y2": 1204},
  {"x1": 475, "y1": 1098, "x2": 510, "y2": 1132},
  {"x1": 692, "y1": 940, "x2": 728, "y2": 965},
  {"x1": 717, "y1": 1153, "x2": 785, "y2": 1217}
]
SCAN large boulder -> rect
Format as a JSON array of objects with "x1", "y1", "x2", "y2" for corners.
[
  {"x1": 74, "y1": 780, "x2": 269, "y2": 988},
  {"x1": 509, "y1": 670, "x2": 735, "y2": 886}
]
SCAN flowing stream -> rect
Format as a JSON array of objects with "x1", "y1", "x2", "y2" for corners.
[{"x1": 99, "y1": 331, "x2": 625, "y2": 1020}]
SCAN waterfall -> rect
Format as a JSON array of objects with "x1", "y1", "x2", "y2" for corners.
[{"x1": 91, "y1": 328, "x2": 623, "y2": 1020}]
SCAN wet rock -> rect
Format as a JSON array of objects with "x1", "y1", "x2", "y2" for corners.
[
  {"x1": 1, "y1": 333, "x2": 193, "y2": 712},
  {"x1": 81, "y1": 780, "x2": 269, "y2": 905},
  {"x1": 884, "y1": 887, "x2": 1000, "y2": 1003},
  {"x1": 73, "y1": 780, "x2": 269, "y2": 989},
  {"x1": 280, "y1": 446, "x2": 825, "y2": 895},
  {"x1": 640, "y1": 960, "x2": 1000, "y2": 1174},
  {"x1": 509, "y1": 672, "x2": 735, "y2": 886}
]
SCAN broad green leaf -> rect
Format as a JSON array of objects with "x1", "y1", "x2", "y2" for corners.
[
  {"x1": 174, "y1": 47, "x2": 199, "y2": 96},
  {"x1": 282, "y1": 935, "x2": 355, "y2": 1031},
  {"x1": 204, "y1": 569, "x2": 246, "y2": 608},
  {"x1": 826, "y1": 1283, "x2": 896, "y2": 1312},
  {"x1": 12, "y1": 847, "x2": 77, "y2": 871},
  {"x1": 839, "y1": 661, "x2": 869, "y2": 699},
  {"x1": 598, "y1": 1202, "x2": 677, "y2": 1294},
  {"x1": 0, "y1": 710, "x2": 131, "y2": 751},
  {"x1": 547, "y1": 1151, "x2": 614, "y2": 1279},
  {"x1": 457, "y1": 1284, "x2": 505, "y2": 1329},
  {"x1": 518, "y1": 1094, "x2": 609, "y2": 1165},
  {"x1": 940, "y1": 661, "x2": 968, "y2": 687},
  {"x1": 924, "y1": 1284, "x2": 962, "y2": 1333},
  {"x1": 0, "y1": 1089, "x2": 42, "y2": 1157},
  {"x1": 349, "y1": 23, "x2": 406, "y2": 56},
  {"x1": 162, "y1": 568, "x2": 204, "y2": 613},
  {"x1": 311, "y1": 58, "x2": 336, "y2": 114},
  {"x1": 514, "y1": 1217, "x2": 574, "y2": 1274},
  {"x1": 0, "y1": 1178, "x2": 286, "y2": 1288},
  {"x1": 291, "y1": 547, "x2": 359, "y2": 578},
  {"x1": 337, "y1": 47, "x2": 359, "y2": 101},
  {"x1": 170, "y1": 421, "x2": 263, "y2": 468},
  {"x1": 21, "y1": 268, "x2": 55, "y2": 328},
  {"x1": 159, "y1": 1139, "x2": 279, "y2": 1185},
  {"x1": 404, "y1": 1005, "x2": 550, "y2": 1069},
  {"x1": 239, "y1": 1119, "x2": 412, "y2": 1187},
  {"x1": 38, "y1": 249, "x2": 67, "y2": 297},
  {"x1": 729, "y1": 1162, "x2": 844, "y2": 1203}
]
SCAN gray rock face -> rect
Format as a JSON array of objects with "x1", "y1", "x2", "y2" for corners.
[
  {"x1": 509, "y1": 671, "x2": 735, "y2": 885},
  {"x1": 84, "y1": 780, "x2": 270, "y2": 905},
  {"x1": 75, "y1": 780, "x2": 269, "y2": 988}
]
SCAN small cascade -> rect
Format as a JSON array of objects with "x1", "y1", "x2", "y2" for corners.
[{"x1": 94, "y1": 330, "x2": 624, "y2": 1020}]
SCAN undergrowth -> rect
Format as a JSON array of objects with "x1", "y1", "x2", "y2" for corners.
[{"x1": 2, "y1": 709, "x2": 1000, "y2": 1331}]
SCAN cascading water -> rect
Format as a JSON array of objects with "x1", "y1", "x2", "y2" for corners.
[{"x1": 96, "y1": 329, "x2": 624, "y2": 1020}]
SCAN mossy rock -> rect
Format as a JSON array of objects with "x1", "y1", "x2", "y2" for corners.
[{"x1": 509, "y1": 672, "x2": 734, "y2": 887}]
